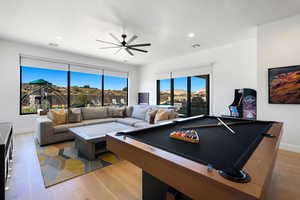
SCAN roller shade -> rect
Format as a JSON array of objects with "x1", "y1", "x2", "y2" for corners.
[
  {"x1": 172, "y1": 65, "x2": 213, "y2": 78},
  {"x1": 20, "y1": 55, "x2": 130, "y2": 78},
  {"x1": 155, "y1": 72, "x2": 172, "y2": 80},
  {"x1": 20, "y1": 56, "x2": 68, "y2": 71},
  {"x1": 70, "y1": 65, "x2": 103, "y2": 75},
  {"x1": 103, "y1": 70, "x2": 128, "y2": 78},
  {"x1": 155, "y1": 64, "x2": 213, "y2": 79}
]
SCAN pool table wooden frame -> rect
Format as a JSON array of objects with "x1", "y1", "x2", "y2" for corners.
[{"x1": 107, "y1": 117, "x2": 283, "y2": 200}]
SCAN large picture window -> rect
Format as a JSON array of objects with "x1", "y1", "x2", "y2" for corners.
[
  {"x1": 104, "y1": 75, "x2": 128, "y2": 106},
  {"x1": 20, "y1": 66, "x2": 68, "y2": 114},
  {"x1": 20, "y1": 57, "x2": 128, "y2": 115},
  {"x1": 70, "y1": 71, "x2": 102, "y2": 108},
  {"x1": 157, "y1": 75, "x2": 209, "y2": 116}
]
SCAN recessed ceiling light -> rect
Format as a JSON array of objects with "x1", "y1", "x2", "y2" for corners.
[
  {"x1": 188, "y1": 33, "x2": 195, "y2": 38},
  {"x1": 56, "y1": 36, "x2": 63, "y2": 40},
  {"x1": 192, "y1": 44, "x2": 200, "y2": 48},
  {"x1": 49, "y1": 43, "x2": 59, "y2": 47}
]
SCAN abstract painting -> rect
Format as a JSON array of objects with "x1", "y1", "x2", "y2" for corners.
[{"x1": 269, "y1": 65, "x2": 300, "y2": 104}]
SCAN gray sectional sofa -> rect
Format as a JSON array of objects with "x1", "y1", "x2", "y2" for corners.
[{"x1": 36, "y1": 105, "x2": 178, "y2": 146}]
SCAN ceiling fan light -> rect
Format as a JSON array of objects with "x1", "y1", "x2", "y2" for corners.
[{"x1": 188, "y1": 33, "x2": 195, "y2": 38}]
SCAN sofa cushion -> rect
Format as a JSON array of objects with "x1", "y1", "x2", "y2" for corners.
[
  {"x1": 82, "y1": 118, "x2": 117, "y2": 126},
  {"x1": 81, "y1": 107, "x2": 108, "y2": 120},
  {"x1": 107, "y1": 107, "x2": 125, "y2": 118},
  {"x1": 68, "y1": 108, "x2": 82, "y2": 123},
  {"x1": 132, "y1": 105, "x2": 149, "y2": 120},
  {"x1": 134, "y1": 121, "x2": 153, "y2": 128},
  {"x1": 117, "y1": 117, "x2": 144, "y2": 126},
  {"x1": 53, "y1": 122, "x2": 84, "y2": 134},
  {"x1": 125, "y1": 106, "x2": 133, "y2": 117}
]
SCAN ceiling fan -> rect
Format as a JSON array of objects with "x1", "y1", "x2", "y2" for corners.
[{"x1": 96, "y1": 33, "x2": 151, "y2": 56}]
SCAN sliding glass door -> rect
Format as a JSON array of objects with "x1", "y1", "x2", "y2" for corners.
[
  {"x1": 191, "y1": 75, "x2": 209, "y2": 116},
  {"x1": 158, "y1": 79, "x2": 171, "y2": 105},
  {"x1": 174, "y1": 77, "x2": 188, "y2": 115},
  {"x1": 157, "y1": 75, "x2": 209, "y2": 116}
]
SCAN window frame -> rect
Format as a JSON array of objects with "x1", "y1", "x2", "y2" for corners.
[
  {"x1": 103, "y1": 74, "x2": 129, "y2": 106},
  {"x1": 20, "y1": 66, "x2": 37, "y2": 115},
  {"x1": 156, "y1": 75, "x2": 210, "y2": 117},
  {"x1": 19, "y1": 65, "x2": 128, "y2": 115}
]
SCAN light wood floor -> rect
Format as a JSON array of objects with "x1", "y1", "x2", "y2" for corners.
[{"x1": 6, "y1": 133, "x2": 300, "y2": 200}]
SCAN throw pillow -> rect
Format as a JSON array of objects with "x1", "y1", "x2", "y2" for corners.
[
  {"x1": 168, "y1": 110, "x2": 178, "y2": 119},
  {"x1": 47, "y1": 111, "x2": 53, "y2": 120},
  {"x1": 145, "y1": 108, "x2": 158, "y2": 123},
  {"x1": 68, "y1": 108, "x2": 82, "y2": 123},
  {"x1": 154, "y1": 109, "x2": 169, "y2": 123},
  {"x1": 132, "y1": 105, "x2": 149, "y2": 120},
  {"x1": 149, "y1": 110, "x2": 158, "y2": 124},
  {"x1": 51, "y1": 109, "x2": 67, "y2": 125}
]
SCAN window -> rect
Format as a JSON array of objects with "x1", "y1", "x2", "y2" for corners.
[
  {"x1": 20, "y1": 66, "x2": 68, "y2": 114},
  {"x1": 157, "y1": 75, "x2": 209, "y2": 116},
  {"x1": 104, "y1": 75, "x2": 128, "y2": 106},
  {"x1": 70, "y1": 71, "x2": 102, "y2": 107},
  {"x1": 157, "y1": 79, "x2": 171, "y2": 105},
  {"x1": 20, "y1": 57, "x2": 129, "y2": 115}
]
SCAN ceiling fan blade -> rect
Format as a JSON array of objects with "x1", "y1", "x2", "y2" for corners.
[
  {"x1": 128, "y1": 47, "x2": 148, "y2": 53},
  {"x1": 96, "y1": 39, "x2": 120, "y2": 46},
  {"x1": 125, "y1": 48, "x2": 134, "y2": 56},
  {"x1": 127, "y1": 35, "x2": 138, "y2": 45},
  {"x1": 109, "y1": 33, "x2": 121, "y2": 44},
  {"x1": 99, "y1": 46, "x2": 121, "y2": 49},
  {"x1": 114, "y1": 48, "x2": 122, "y2": 55},
  {"x1": 127, "y1": 43, "x2": 151, "y2": 48}
]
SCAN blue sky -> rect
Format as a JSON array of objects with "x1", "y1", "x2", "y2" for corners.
[
  {"x1": 21, "y1": 66, "x2": 127, "y2": 90},
  {"x1": 22, "y1": 66, "x2": 205, "y2": 91},
  {"x1": 160, "y1": 77, "x2": 206, "y2": 92}
]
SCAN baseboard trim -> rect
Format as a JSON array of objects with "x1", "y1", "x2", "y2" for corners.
[
  {"x1": 280, "y1": 143, "x2": 300, "y2": 153},
  {"x1": 14, "y1": 130, "x2": 35, "y2": 135}
]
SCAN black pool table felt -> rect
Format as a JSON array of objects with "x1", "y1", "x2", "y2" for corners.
[{"x1": 121, "y1": 116, "x2": 273, "y2": 174}]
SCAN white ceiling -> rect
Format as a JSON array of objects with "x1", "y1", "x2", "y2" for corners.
[{"x1": 0, "y1": 0, "x2": 300, "y2": 66}]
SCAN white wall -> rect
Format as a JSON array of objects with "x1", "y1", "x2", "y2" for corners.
[
  {"x1": 138, "y1": 38, "x2": 258, "y2": 116},
  {"x1": 257, "y1": 14, "x2": 300, "y2": 152},
  {"x1": 0, "y1": 39, "x2": 139, "y2": 134}
]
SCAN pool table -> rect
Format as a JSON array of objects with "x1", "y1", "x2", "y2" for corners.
[{"x1": 107, "y1": 115, "x2": 283, "y2": 200}]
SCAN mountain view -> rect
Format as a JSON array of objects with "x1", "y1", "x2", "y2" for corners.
[
  {"x1": 21, "y1": 66, "x2": 128, "y2": 114},
  {"x1": 160, "y1": 76, "x2": 208, "y2": 115}
]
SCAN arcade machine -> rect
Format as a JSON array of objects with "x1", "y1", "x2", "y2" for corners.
[{"x1": 228, "y1": 88, "x2": 257, "y2": 119}]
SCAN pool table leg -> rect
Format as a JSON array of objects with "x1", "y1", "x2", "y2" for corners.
[
  {"x1": 143, "y1": 171, "x2": 168, "y2": 200},
  {"x1": 142, "y1": 171, "x2": 192, "y2": 200}
]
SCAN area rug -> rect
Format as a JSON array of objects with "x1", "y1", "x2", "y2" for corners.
[{"x1": 35, "y1": 140, "x2": 119, "y2": 187}]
